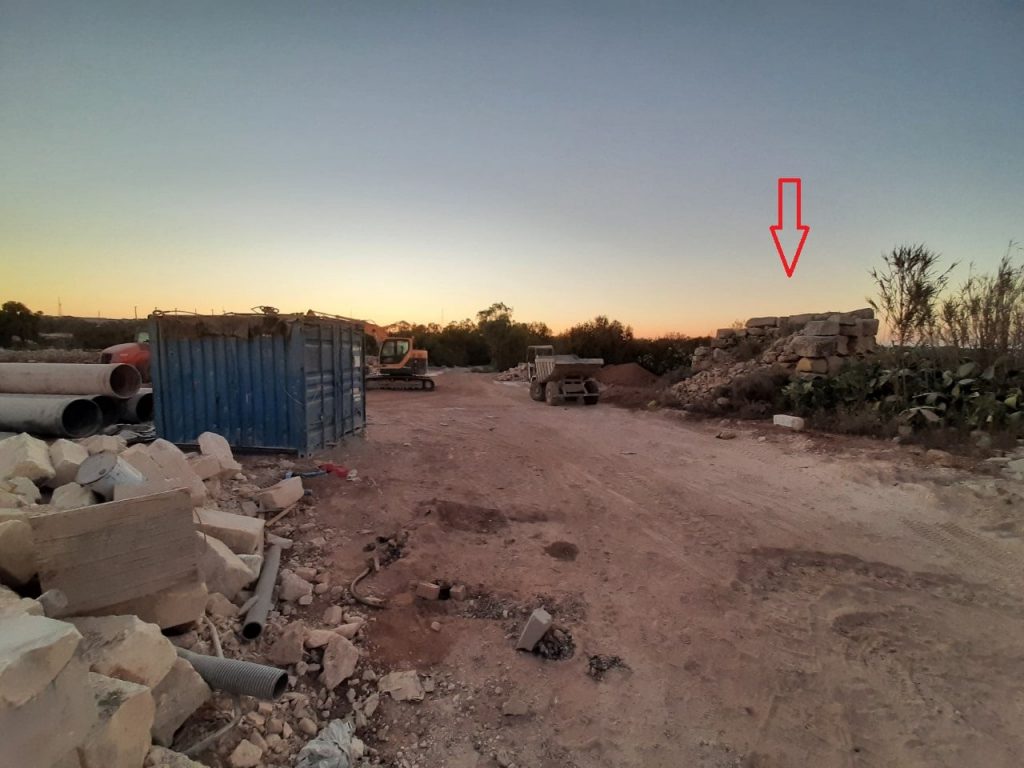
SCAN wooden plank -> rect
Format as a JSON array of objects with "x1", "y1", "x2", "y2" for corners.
[{"x1": 30, "y1": 489, "x2": 198, "y2": 616}]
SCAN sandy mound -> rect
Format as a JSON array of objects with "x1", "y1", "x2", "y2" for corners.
[{"x1": 595, "y1": 362, "x2": 658, "y2": 387}]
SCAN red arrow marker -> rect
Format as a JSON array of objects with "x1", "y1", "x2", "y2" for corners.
[{"x1": 769, "y1": 177, "x2": 810, "y2": 278}]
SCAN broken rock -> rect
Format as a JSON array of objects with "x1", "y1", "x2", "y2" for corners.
[
  {"x1": 0, "y1": 518, "x2": 37, "y2": 587},
  {"x1": 78, "y1": 672, "x2": 155, "y2": 768},
  {"x1": 229, "y1": 739, "x2": 263, "y2": 768},
  {"x1": 70, "y1": 614, "x2": 177, "y2": 687},
  {"x1": 97, "y1": 579, "x2": 207, "y2": 630},
  {"x1": 378, "y1": 669, "x2": 425, "y2": 702},
  {"x1": 197, "y1": 532, "x2": 254, "y2": 600},
  {"x1": 320, "y1": 635, "x2": 359, "y2": 689},
  {"x1": 150, "y1": 657, "x2": 211, "y2": 746},
  {"x1": 0, "y1": 433, "x2": 55, "y2": 483},
  {"x1": 145, "y1": 745, "x2": 210, "y2": 768},
  {"x1": 197, "y1": 432, "x2": 242, "y2": 477},
  {"x1": 79, "y1": 434, "x2": 128, "y2": 455},
  {"x1": 48, "y1": 439, "x2": 90, "y2": 487},
  {"x1": 205, "y1": 592, "x2": 238, "y2": 618},
  {"x1": 279, "y1": 569, "x2": 313, "y2": 602},
  {"x1": 0, "y1": 614, "x2": 81, "y2": 707},
  {"x1": 193, "y1": 508, "x2": 265, "y2": 555},
  {"x1": 267, "y1": 621, "x2": 306, "y2": 666},
  {"x1": 255, "y1": 476, "x2": 304, "y2": 513},
  {"x1": 51, "y1": 481, "x2": 98, "y2": 510}
]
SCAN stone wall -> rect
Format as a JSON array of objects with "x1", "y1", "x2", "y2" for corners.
[{"x1": 692, "y1": 308, "x2": 879, "y2": 378}]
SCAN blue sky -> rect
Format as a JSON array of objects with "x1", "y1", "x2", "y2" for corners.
[{"x1": 1, "y1": 1, "x2": 1021, "y2": 334}]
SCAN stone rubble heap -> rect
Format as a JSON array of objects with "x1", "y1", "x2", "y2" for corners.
[
  {"x1": 494, "y1": 363, "x2": 528, "y2": 382},
  {"x1": 0, "y1": 427, "x2": 394, "y2": 768},
  {"x1": 674, "y1": 308, "x2": 879, "y2": 408}
]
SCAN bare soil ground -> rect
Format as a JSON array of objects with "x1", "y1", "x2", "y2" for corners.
[{"x1": 308, "y1": 371, "x2": 1024, "y2": 768}]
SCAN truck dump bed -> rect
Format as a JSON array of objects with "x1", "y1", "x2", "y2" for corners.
[{"x1": 535, "y1": 355, "x2": 604, "y2": 383}]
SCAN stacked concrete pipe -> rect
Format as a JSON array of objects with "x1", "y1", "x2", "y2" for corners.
[{"x1": 0, "y1": 363, "x2": 146, "y2": 437}]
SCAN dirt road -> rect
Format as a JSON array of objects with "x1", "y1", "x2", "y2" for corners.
[{"x1": 309, "y1": 371, "x2": 1024, "y2": 768}]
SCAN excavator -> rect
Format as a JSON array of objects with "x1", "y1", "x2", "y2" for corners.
[{"x1": 364, "y1": 322, "x2": 436, "y2": 391}]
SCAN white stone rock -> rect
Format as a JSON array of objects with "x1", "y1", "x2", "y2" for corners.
[
  {"x1": 278, "y1": 569, "x2": 313, "y2": 602},
  {"x1": 48, "y1": 439, "x2": 90, "y2": 488},
  {"x1": 205, "y1": 591, "x2": 238, "y2": 617},
  {"x1": 0, "y1": 614, "x2": 82, "y2": 707},
  {"x1": 187, "y1": 453, "x2": 222, "y2": 481},
  {"x1": 0, "y1": 434, "x2": 55, "y2": 483},
  {"x1": 145, "y1": 745, "x2": 210, "y2": 768},
  {"x1": 772, "y1": 414, "x2": 806, "y2": 431},
  {"x1": 7, "y1": 476, "x2": 41, "y2": 505},
  {"x1": 147, "y1": 440, "x2": 207, "y2": 505},
  {"x1": 228, "y1": 739, "x2": 263, "y2": 768},
  {"x1": 193, "y1": 508, "x2": 264, "y2": 554},
  {"x1": 150, "y1": 657, "x2": 211, "y2": 746},
  {"x1": 320, "y1": 635, "x2": 359, "y2": 689},
  {"x1": 197, "y1": 532, "x2": 254, "y2": 600},
  {"x1": 255, "y1": 476, "x2": 304, "y2": 512},
  {"x1": 237, "y1": 553, "x2": 263, "y2": 580},
  {"x1": 70, "y1": 615, "x2": 177, "y2": 688},
  {"x1": 78, "y1": 672, "x2": 155, "y2": 768},
  {"x1": 1, "y1": 655, "x2": 98, "y2": 768},
  {"x1": 51, "y1": 482, "x2": 98, "y2": 510},
  {"x1": 98, "y1": 580, "x2": 208, "y2": 630},
  {"x1": 377, "y1": 669, "x2": 424, "y2": 702},
  {"x1": 0, "y1": 584, "x2": 43, "y2": 618},
  {"x1": 79, "y1": 434, "x2": 128, "y2": 455},
  {"x1": 0, "y1": 518, "x2": 36, "y2": 587},
  {"x1": 197, "y1": 432, "x2": 242, "y2": 477}
]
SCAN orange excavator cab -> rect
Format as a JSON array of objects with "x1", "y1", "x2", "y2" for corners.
[{"x1": 364, "y1": 323, "x2": 435, "y2": 391}]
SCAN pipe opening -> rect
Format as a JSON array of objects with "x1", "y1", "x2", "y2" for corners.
[
  {"x1": 91, "y1": 395, "x2": 120, "y2": 426},
  {"x1": 62, "y1": 399, "x2": 102, "y2": 438},
  {"x1": 135, "y1": 391, "x2": 154, "y2": 421},
  {"x1": 109, "y1": 364, "x2": 143, "y2": 398}
]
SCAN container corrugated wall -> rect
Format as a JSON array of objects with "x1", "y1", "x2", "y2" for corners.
[{"x1": 150, "y1": 313, "x2": 364, "y2": 455}]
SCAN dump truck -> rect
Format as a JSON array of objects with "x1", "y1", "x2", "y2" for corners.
[{"x1": 526, "y1": 345, "x2": 603, "y2": 405}]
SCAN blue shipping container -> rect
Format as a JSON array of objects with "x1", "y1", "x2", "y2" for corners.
[{"x1": 150, "y1": 313, "x2": 365, "y2": 455}]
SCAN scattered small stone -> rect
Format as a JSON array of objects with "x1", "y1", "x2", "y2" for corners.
[
  {"x1": 228, "y1": 739, "x2": 263, "y2": 768},
  {"x1": 430, "y1": 621, "x2": 441, "y2": 632},
  {"x1": 587, "y1": 654, "x2": 628, "y2": 680}
]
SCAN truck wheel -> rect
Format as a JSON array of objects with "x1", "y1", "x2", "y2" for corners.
[
  {"x1": 583, "y1": 379, "x2": 599, "y2": 405},
  {"x1": 529, "y1": 381, "x2": 545, "y2": 401},
  {"x1": 544, "y1": 381, "x2": 561, "y2": 405},
  {"x1": 584, "y1": 395, "x2": 599, "y2": 405}
]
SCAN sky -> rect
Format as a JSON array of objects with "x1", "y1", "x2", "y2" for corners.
[{"x1": 1, "y1": 1, "x2": 1021, "y2": 337}]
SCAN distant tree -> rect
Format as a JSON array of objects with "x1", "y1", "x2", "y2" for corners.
[
  {"x1": 0, "y1": 301, "x2": 42, "y2": 345},
  {"x1": 869, "y1": 244, "x2": 955, "y2": 346},
  {"x1": 559, "y1": 316, "x2": 635, "y2": 363}
]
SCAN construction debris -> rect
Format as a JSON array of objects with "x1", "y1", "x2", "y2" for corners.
[
  {"x1": 378, "y1": 669, "x2": 425, "y2": 702},
  {"x1": 515, "y1": 608, "x2": 553, "y2": 651}
]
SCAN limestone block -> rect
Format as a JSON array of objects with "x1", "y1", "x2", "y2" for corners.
[
  {"x1": 803, "y1": 319, "x2": 840, "y2": 336},
  {"x1": 96, "y1": 580, "x2": 207, "y2": 630},
  {"x1": 0, "y1": 518, "x2": 36, "y2": 587},
  {"x1": 147, "y1": 440, "x2": 206, "y2": 505},
  {"x1": 79, "y1": 435, "x2": 127, "y2": 456},
  {"x1": 51, "y1": 482, "x2": 98, "y2": 510},
  {"x1": 0, "y1": 434, "x2": 54, "y2": 483},
  {"x1": 78, "y1": 673, "x2": 155, "y2": 768},
  {"x1": 197, "y1": 432, "x2": 242, "y2": 477},
  {"x1": 150, "y1": 658, "x2": 211, "y2": 746},
  {"x1": 773, "y1": 414, "x2": 806, "y2": 430},
  {"x1": 48, "y1": 439, "x2": 90, "y2": 488},
  {"x1": 70, "y1": 615, "x2": 177, "y2": 687},
  {"x1": 746, "y1": 316, "x2": 778, "y2": 328},
  {"x1": 0, "y1": 614, "x2": 81, "y2": 707},
  {"x1": 1, "y1": 656, "x2": 97, "y2": 768},
  {"x1": 197, "y1": 532, "x2": 255, "y2": 600},
  {"x1": 791, "y1": 335, "x2": 838, "y2": 358},
  {"x1": 187, "y1": 454, "x2": 222, "y2": 481},
  {"x1": 255, "y1": 476, "x2": 304, "y2": 513},
  {"x1": 193, "y1": 508, "x2": 264, "y2": 555},
  {"x1": 855, "y1": 318, "x2": 880, "y2": 336}
]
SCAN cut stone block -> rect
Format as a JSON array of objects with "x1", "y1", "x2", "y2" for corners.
[
  {"x1": 855, "y1": 318, "x2": 880, "y2": 336},
  {"x1": 8, "y1": 476, "x2": 41, "y2": 504},
  {"x1": 150, "y1": 658, "x2": 211, "y2": 747},
  {"x1": 197, "y1": 432, "x2": 242, "y2": 477},
  {"x1": 96, "y1": 580, "x2": 207, "y2": 630},
  {"x1": 745, "y1": 316, "x2": 778, "y2": 328},
  {"x1": 773, "y1": 414, "x2": 806, "y2": 431},
  {"x1": 715, "y1": 328, "x2": 735, "y2": 340},
  {"x1": 0, "y1": 518, "x2": 36, "y2": 587},
  {"x1": 79, "y1": 435, "x2": 128, "y2": 456},
  {"x1": 848, "y1": 307, "x2": 875, "y2": 319},
  {"x1": 849, "y1": 335, "x2": 877, "y2": 354},
  {"x1": 0, "y1": 433, "x2": 55, "y2": 483},
  {"x1": 827, "y1": 356, "x2": 845, "y2": 375},
  {"x1": 0, "y1": 614, "x2": 81, "y2": 707},
  {"x1": 148, "y1": 440, "x2": 206, "y2": 505},
  {"x1": 48, "y1": 439, "x2": 90, "y2": 488},
  {"x1": 803, "y1": 319, "x2": 840, "y2": 336},
  {"x1": 78, "y1": 672, "x2": 155, "y2": 768},
  {"x1": 70, "y1": 615, "x2": 177, "y2": 687},
  {"x1": 415, "y1": 581, "x2": 441, "y2": 600},
  {"x1": 193, "y1": 508, "x2": 265, "y2": 555},
  {"x1": 835, "y1": 335, "x2": 849, "y2": 355},
  {"x1": 516, "y1": 608, "x2": 553, "y2": 651},
  {"x1": 1, "y1": 655, "x2": 98, "y2": 768},
  {"x1": 791, "y1": 335, "x2": 839, "y2": 358},
  {"x1": 796, "y1": 357, "x2": 828, "y2": 374},
  {"x1": 187, "y1": 454, "x2": 222, "y2": 481},
  {"x1": 51, "y1": 482, "x2": 98, "y2": 510},
  {"x1": 255, "y1": 476, "x2": 304, "y2": 513},
  {"x1": 197, "y1": 532, "x2": 254, "y2": 600}
]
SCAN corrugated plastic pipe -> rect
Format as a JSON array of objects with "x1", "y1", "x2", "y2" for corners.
[
  {"x1": 176, "y1": 648, "x2": 287, "y2": 700},
  {"x1": 118, "y1": 388, "x2": 153, "y2": 422},
  {"x1": 0, "y1": 362, "x2": 141, "y2": 398},
  {"x1": 0, "y1": 394, "x2": 102, "y2": 438},
  {"x1": 241, "y1": 543, "x2": 282, "y2": 640}
]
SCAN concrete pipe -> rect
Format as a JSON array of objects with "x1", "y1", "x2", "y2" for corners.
[
  {"x1": 0, "y1": 363, "x2": 141, "y2": 398},
  {"x1": 118, "y1": 388, "x2": 153, "y2": 423},
  {"x1": 90, "y1": 395, "x2": 121, "y2": 426},
  {"x1": 0, "y1": 394, "x2": 102, "y2": 438}
]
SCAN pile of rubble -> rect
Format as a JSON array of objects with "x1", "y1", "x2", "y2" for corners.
[
  {"x1": 0, "y1": 428, "x2": 383, "y2": 768},
  {"x1": 494, "y1": 363, "x2": 528, "y2": 382},
  {"x1": 673, "y1": 309, "x2": 879, "y2": 408}
]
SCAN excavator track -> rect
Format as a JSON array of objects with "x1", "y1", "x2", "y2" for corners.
[{"x1": 366, "y1": 375, "x2": 437, "y2": 391}]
